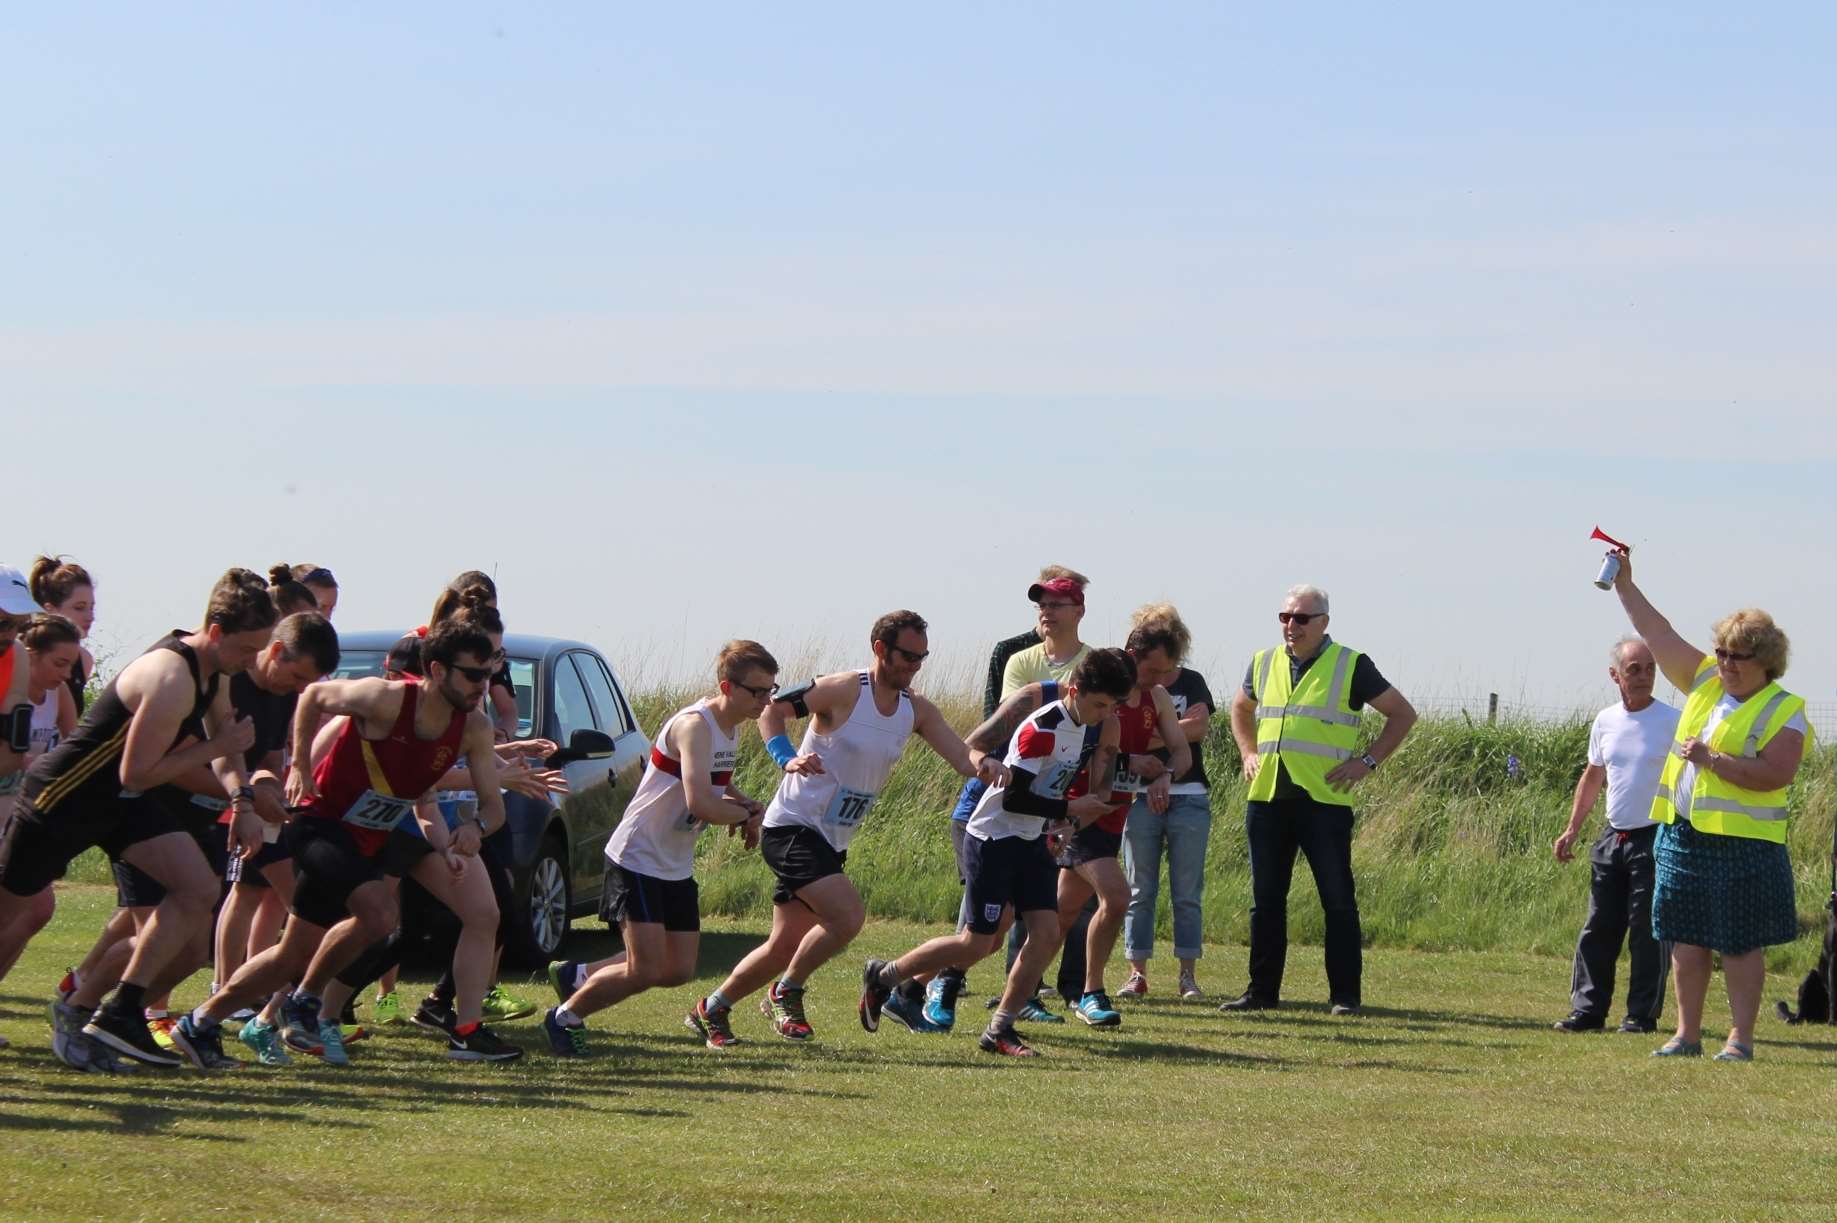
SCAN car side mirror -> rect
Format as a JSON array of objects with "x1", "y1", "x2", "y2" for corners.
[{"x1": 558, "y1": 728, "x2": 616, "y2": 763}]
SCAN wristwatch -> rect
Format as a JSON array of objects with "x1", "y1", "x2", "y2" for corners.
[{"x1": 1360, "y1": 753, "x2": 1379, "y2": 770}]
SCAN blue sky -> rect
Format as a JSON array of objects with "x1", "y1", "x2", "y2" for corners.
[{"x1": 6, "y1": 4, "x2": 1834, "y2": 720}]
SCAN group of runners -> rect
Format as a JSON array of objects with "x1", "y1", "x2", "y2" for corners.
[{"x1": 1, "y1": 555, "x2": 1217, "y2": 1065}]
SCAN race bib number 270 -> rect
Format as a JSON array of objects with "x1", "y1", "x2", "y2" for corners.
[{"x1": 341, "y1": 789, "x2": 417, "y2": 832}]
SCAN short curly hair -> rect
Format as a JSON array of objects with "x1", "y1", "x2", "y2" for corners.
[{"x1": 1712, "y1": 608, "x2": 1790, "y2": 681}]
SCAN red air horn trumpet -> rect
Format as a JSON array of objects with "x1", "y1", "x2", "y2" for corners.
[{"x1": 1589, "y1": 526, "x2": 1629, "y2": 589}]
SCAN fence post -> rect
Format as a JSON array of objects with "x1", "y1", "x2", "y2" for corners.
[{"x1": 1487, "y1": 692, "x2": 1498, "y2": 724}]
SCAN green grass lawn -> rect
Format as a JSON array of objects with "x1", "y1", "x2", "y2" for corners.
[{"x1": 3, "y1": 886, "x2": 1835, "y2": 1220}]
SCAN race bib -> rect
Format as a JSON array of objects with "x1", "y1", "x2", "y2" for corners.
[
  {"x1": 1035, "y1": 762, "x2": 1077, "y2": 800},
  {"x1": 822, "y1": 786, "x2": 877, "y2": 829},
  {"x1": 341, "y1": 789, "x2": 417, "y2": 833}
]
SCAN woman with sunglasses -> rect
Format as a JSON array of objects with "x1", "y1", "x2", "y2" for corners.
[{"x1": 1608, "y1": 547, "x2": 1807, "y2": 1061}]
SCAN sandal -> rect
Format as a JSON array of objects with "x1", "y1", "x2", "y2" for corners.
[
  {"x1": 1650, "y1": 1037, "x2": 1703, "y2": 1058},
  {"x1": 1713, "y1": 1041, "x2": 1753, "y2": 1062}
]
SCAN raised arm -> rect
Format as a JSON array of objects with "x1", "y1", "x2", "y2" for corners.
[{"x1": 1610, "y1": 548, "x2": 1707, "y2": 691}]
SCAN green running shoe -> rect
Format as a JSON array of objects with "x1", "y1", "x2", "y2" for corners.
[
  {"x1": 482, "y1": 984, "x2": 537, "y2": 1022},
  {"x1": 372, "y1": 992, "x2": 403, "y2": 1025},
  {"x1": 237, "y1": 1018, "x2": 293, "y2": 1067}
]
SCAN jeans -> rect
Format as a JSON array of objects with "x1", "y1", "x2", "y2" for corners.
[
  {"x1": 1121, "y1": 792, "x2": 1212, "y2": 962},
  {"x1": 1245, "y1": 797, "x2": 1361, "y2": 1006}
]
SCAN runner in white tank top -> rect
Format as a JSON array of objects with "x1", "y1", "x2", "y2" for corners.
[
  {"x1": 763, "y1": 671, "x2": 913, "y2": 853},
  {"x1": 548, "y1": 641, "x2": 775, "y2": 1058},
  {"x1": 609, "y1": 699, "x2": 741, "y2": 880},
  {"x1": 692, "y1": 611, "x2": 1009, "y2": 1048}
]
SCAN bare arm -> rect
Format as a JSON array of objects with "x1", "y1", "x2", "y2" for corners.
[
  {"x1": 1231, "y1": 688, "x2": 1260, "y2": 781},
  {"x1": 966, "y1": 683, "x2": 1048, "y2": 755},
  {"x1": 1610, "y1": 549, "x2": 1705, "y2": 691},
  {"x1": 1686, "y1": 727, "x2": 1806, "y2": 793},
  {"x1": 55, "y1": 683, "x2": 77, "y2": 738},
  {"x1": 677, "y1": 715, "x2": 754, "y2": 827},
  {"x1": 1554, "y1": 763, "x2": 1606, "y2": 862},
  {"x1": 288, "y1": 679, "x2": 406, "y2": 804},
  {"x1": 912, "y1": 694, "x2": 1006, "y2": 786},
  {"x1": 1149, "y1": 686, "x2": 1193, "y2": 780},
  {"x1": 117, "y1": 654, "x2": 252, "y2": 792}
]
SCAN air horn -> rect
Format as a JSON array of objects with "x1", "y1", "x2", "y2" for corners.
[{"x1": 1589, "y1": 526, "x2": 1629, "y2": 590}]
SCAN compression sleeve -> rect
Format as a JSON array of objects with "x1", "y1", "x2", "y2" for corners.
[
  {"x1": 765, "y1": 734, "x2": 797, "y2": 768},
  {"x1": 1000, "y1": 765, "x2": 1068, "y2": 821}
]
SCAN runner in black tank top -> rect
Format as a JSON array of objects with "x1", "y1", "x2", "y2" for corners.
[{"x1": 0, "y1": 567, "x2": 275, "y2": 1071}]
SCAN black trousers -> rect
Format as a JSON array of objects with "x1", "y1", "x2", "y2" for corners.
[
  {"x1": 1569, "y1": 824, "x2": 1668, "y2": 1022},
  {"x1": 1246, "y1": 796, "x2": 1361, "y2": 1006}
]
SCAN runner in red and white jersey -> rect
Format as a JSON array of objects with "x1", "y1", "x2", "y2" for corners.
[
  {"x1": 178, "y1": 618, "x2": 522, "y2": 1065},
  {"x1": 540, "y1": 641, "x2": 775, "y2": 1056}
]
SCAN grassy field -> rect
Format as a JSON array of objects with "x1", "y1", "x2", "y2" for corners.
[{"x1": 4, "y1": 887, "x2": 1837, "y2": 1220}]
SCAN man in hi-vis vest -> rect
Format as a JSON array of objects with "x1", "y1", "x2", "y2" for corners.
[{"x1": 1225, "y1": 584, "x2": 1416, "y2": 1015}]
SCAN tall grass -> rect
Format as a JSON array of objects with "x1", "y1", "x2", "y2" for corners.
[{"x1": 636, "y1": 681, "x2": 1835, "y2": 971}]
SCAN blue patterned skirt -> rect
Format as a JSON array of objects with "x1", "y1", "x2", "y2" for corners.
[{"x1": 1652, "y1": 820, "x2": 1798, "y2": 955}]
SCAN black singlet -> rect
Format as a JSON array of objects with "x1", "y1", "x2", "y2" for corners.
[{"x1": 22, "y1": 634, "x2": 219, "y2": 814}]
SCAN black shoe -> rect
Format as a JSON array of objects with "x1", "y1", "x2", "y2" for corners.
[
  {"x1": 1617, "y1": 1016, "x2": 1658, "y2": 1034},
  {"x1": 412, "y1": 997, "x2": 459, "y2": 1037},
  {"x1": 859, "y1": 959, "x2": 893, "y2": 1033},
  {"x1": 82, "y1": 1006, "x2": 183, "y2": 1067},
  {"x1": 447, "y1": 1022, "x2": 523, "y2": 1062},
  {"x1": 1218, "y1": 992, "x2": 1278, "y2": 1013},
  {"x1": 1553, "y1": 1011, "x2": 1606, "y2": 1033}
]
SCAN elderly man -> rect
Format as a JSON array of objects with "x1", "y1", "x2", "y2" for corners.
[
  {"x1": 1550, "y1": 637, "x2": 1680, "y2": 1033},
  {"x1": 1225, "y1": 584, "x2": 1416, "y2": 1015}
]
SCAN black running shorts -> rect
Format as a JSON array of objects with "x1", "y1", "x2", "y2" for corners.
[
  {"x1": 759, "y1": 824, "x2": 847, "y2": 905},
  {"x1": 288, "y1": 818, "x2": 386, "y2": 928},
  {"x1": 1054, "y1": 824, "x2": 1123, "y2": 870},
  {"x1": 599, "y1": 862, "x2": 700, "y2": 933},
  {"x1": 962, "y1": 832, "x2": 1059, "y2": 935},
  {"x1": 0, "y1": 790, "x2": 190, "y2": 898},
  {"x1": 225, "y1": 836, "x2": 292, "y2": 888},
  {"x1": 112, "y1": 819, "x2": 230, "y2": 908}
]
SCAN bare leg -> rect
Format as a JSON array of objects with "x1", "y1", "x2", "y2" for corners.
[
  {"x1": 408, "y1": 854, "x2": 498, "y2": 1027},
  {"x1": 0, "y1": 886, "x2": 59, "y2": 983},
  {"x1": 1722, "y1": 948, "x2": 1766, "y2": 1048},
  {"x1": 197, "y1": 914, "x2": 329, "y2": 1024},
  {"x1": 566, "y1": 925, "x2": 699, "y2": 1020},
  {"x1": 298, "y1": 884, "x2": 400, "y2": 999},
  {"x1": 711, "y1": 902, "x2": 819, "y2": 1004},
  {"x1": 782, "y1": 874, "x2": 866, "y2": 984},
  {"x1": 1075, "y1": 857, "x2": 1130, "y2": 994},
  {"x1": 1670, "y1": 942, "x2": 1712, "y2": 1043},
  {"x1": 112, "y1": 833, "x2": 216, "y2": 994},
  {"x1": 997, "y1": 910, "x2": 1068, "y2": 1016}
]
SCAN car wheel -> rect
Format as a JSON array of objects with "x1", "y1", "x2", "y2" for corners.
[{"x1": 515, "y1": 834, "x2": 572, "y2": 964}]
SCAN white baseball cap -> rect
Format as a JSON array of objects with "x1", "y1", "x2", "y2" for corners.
[{"x1": 0, "y1": 564, "x2": 38, "y2": 616}]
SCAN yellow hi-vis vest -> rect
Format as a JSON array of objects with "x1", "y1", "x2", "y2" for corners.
[
  {"x1": 1650, "y1": 656, "x2": 1806, "y2": 844},
  {"x1": 1247, "y1": 641, "x2": 1363, "y2": 807}
]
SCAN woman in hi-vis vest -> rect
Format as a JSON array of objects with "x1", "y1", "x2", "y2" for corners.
[{"x1": 1609, "y1": 547, "x2": 1808, "y2": 1062}]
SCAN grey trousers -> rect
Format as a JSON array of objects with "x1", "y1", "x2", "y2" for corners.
[{"x1": 1570, "y1": 824, "x2": 1669, "y2": 1022}]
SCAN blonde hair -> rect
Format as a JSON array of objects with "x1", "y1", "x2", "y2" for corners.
[
  {"x1": 1712, "y1": 609, "x2": 1790, "y2": 680},
  {"x1": 1037, "y1": 564, "x2": 1090, "y2": 588},
  {"x1": 1125, "y1": 602, "x2": 1192, "y2": 664}
]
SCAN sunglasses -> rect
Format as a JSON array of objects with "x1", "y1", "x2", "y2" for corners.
[
  {"x1": 730, "y1": 678, "x2": 779, "y2": 699},
  {"x1": 1713, "y1": 648, "x2": 1755, "y2": 663},
  {"x1": 448, "y1": 662, "x2": 496, "y2": 682},
  {"x1": 1277, "y1": 612, "x2": 1322, "y2": 626},
  {"x1": 887, "y1": 644, "x2": 930, "y2": 664}
]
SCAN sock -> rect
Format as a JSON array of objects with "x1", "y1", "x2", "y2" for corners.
[
  {"x1": 455, "y1": 1021, "x2": 479, "y2": 1037},
  {"x1": 144, "y1": 1008, "x2": 169, "y2": 1020},
  {"x1": 555, "y1": 1007, "x2": 584, "y2": 1029},
  {"x1": 776, "y1": 976, "x2": 803, "y2": 993},
  {"x1": 572, "y1": 964, "x2": 588, "y2": 991},
  {"x1": 108, "y1": 981, "x2": 147, "y2": 1017},
  {"x1": 876, "y1": 962, "x2": 901, "y2": 989},
  {"x1": 190, "y1": 1004, "x2": 218, "y2": 1030},
  {"x1": 939, "y1": 967, "x2": 965, "y2": 985},
  {"x1": 989, "y1": 1009, "x2": 1014, "y2": 1034},
  {"x1": 706, "y1": 991, "x2": 732, "y2": 1012}
]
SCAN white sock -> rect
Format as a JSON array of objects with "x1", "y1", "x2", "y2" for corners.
[
  {"x1": 572, "y1": 965, "x2": 588, "y2": 991},
  {"x1": 555, "y1": 1006, "x2": 584, "y2": 1029}
]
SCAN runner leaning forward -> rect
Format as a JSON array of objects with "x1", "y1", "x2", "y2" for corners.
[
  {"x1": 176, "y1": 618, "x2": 522, "y2": 1066},
  {"x1": 0, "y1": 569, "x2": 275, "y2": 1071},
  {"x1": 686, "y1": 611, "x2": 1007, "y2": 1049},
  {"x1": 862, "y1": 648, "x2": 1135, "y2": 1057},
  {"x1": 541, "y1": 640, "x2": 775, "y2": 1056}
]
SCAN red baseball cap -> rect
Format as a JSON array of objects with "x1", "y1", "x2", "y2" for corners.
[{"x1": 1027, "y1": 577, "x2": 1085, "y2": 606}]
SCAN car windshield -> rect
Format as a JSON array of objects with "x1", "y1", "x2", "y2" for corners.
[{"x1": 330, "y1": 650, "x2": 537, "y2": 739}]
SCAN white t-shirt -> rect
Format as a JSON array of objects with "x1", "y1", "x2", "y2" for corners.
[
  {"x1": 1674, "y1": 693, "x2": 1808, "y2": 822},
  {"x1": 1587, "y1": 700, "x2": 1681, "y2": 830}
]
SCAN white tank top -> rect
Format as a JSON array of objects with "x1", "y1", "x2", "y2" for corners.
[
  {"x1": 1, "y1": 686, "x2": 62, "y2": 798},
  {"x1": 764, "y1": 670, "x2": 915, "y2": 852},
  {"x1": 606, "y1": 699, "x2": 737, "y2": 882}
]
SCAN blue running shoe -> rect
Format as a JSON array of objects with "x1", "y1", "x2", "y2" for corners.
[
  {"x1": 922, "y1": 977, "x2": 958, "y2": 1031},
  {"x1": 280, "y1": 994, "x2": 325, "y2": 1055},
  {"x1": 1016, "y1": 996, "x2": 1065, "y2": 1025},
  {"x1": 1075, "y1": 991, "x2": 1121, "y2": 1028},
  {"x1": 237, "y1": 1017, "x2": 293, "y2": 1066},
  {"x1": 544, "y1": 1007, "x2": 589, "y2": 1057},
  {"x1": 316, "y1": 1019, "x2": 351, "y2": 1066},
  {"x1": 884, "y1": 989, "x2": 945, "y2": 1034}
]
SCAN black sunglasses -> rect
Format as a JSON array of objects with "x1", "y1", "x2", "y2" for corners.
[
  {"x1": 1277, "y1": 612, "x2": 1322, "y2": 626},
  {"x1": 887, "y1": 644, "x2": 930, "y2": 664},
  {"x1": 1713, "y1": 648, "x2": 1755, "y2": 663},
  {"x1": 730, "y1": 678, "x2": 779, "y2": 699},
  {"x1": 448, "y1": 662, "x2": 495, "y2": 682}
]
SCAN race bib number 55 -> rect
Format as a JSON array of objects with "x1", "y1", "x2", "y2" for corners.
[{"x1": 341, "y1": 789, "x2": 417, "y2": 833}]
